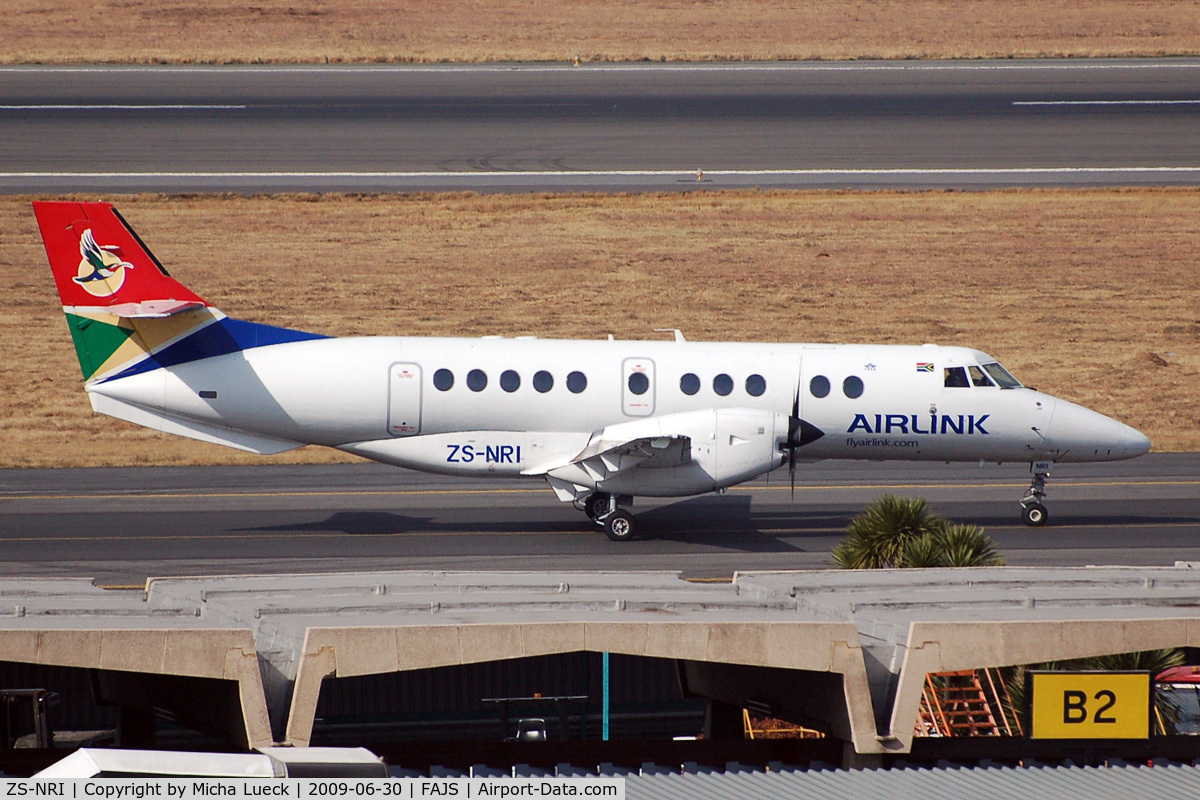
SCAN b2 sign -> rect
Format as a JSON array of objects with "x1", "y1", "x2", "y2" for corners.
[{"x1": 1027, "y1": 671, "x2": 1151, "y2": 739}]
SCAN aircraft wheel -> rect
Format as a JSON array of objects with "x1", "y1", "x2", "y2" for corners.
[
  {"x1": 1022, "y1": 502, "x2": 1048, "y2": 527},
  {"x1": 604, "y1": 509, "x2": 637, "y2": 542},
  {"x1": 584, "y1": 492, "x2": 610, "y2": 522}
]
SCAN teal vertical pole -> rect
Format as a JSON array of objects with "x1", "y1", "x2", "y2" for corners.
[{"x1": 602, "y1": 651, "x2": 610, "y2": 742}]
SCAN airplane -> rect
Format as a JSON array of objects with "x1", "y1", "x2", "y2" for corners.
[{"x1": 34, "y1": 201, "x2": 1152, "y2": 541}]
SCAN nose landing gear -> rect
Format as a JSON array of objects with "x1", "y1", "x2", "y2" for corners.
[
  {"x1": 580, "y1": 492, "x2": 637, "y2": 541},
  {"x1": 1021, "y1": 462, "x2": 1051, "y2": 526}
]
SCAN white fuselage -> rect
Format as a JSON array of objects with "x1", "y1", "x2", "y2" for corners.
[{"x1": 87, "y1": 336, "x2": 1150, "y2": 498}]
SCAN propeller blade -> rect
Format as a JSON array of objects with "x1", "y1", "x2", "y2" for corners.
[
  {"x1": 789, "y1": 387, "x2": 800, "y2": 500},
  {"x1": 790, "y1": 449, "x2": 796, "y2": 500}
]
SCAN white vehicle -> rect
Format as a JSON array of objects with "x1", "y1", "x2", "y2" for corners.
[{"x1": 35, "y1": 201, "x2": 1151, "y2": 540}]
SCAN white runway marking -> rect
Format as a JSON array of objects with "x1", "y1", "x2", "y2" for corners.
[
  {"x1": 1014, "y1": 100, "x2": 1200, "y2": 106},
  {"x1": 0, "y1": 104, "x2": 246, "y2": 110}
]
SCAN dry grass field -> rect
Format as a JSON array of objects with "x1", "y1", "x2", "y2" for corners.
[
  {"x1": 5, "y1": 0, "x2": 1199, "y2": 63},
  {"x1": 3, "y1": 189, "x2": 1198, "y2": 468}
]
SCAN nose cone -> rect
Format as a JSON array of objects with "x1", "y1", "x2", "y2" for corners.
[
  {"x1": 1049, "y1": 400, "x2": 1151, "y2": 462},
  {"x1": 1122, "y1": 425, "x2": 1153, "y2": 458}
]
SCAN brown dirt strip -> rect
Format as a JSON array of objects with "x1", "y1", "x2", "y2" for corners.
[
  {"x1": 3, "y1": 189, "x2": 1197, "y2": 468},
  {"x1": 4, "y1": 1, "x2": 1200, "y2": 64}
]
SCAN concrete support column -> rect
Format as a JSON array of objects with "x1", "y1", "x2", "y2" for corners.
[{"x1": 0, "y1": 629, "x2": 273, "y2": 750}]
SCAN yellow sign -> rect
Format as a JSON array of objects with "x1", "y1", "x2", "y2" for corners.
[{"x1": 1028, "y1": 671, "x2": 1151, "y2": 739}]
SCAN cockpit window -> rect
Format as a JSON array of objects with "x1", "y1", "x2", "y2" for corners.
[
  {"x1": 968, "y1": 365, "x2": 994, "y2": 387},
  {"x1": 982, "y1": 362, "x2": 1022, "y2": 388},
  {"x1": 944, "y1": 367, "x2": 969, "y2": 388}
]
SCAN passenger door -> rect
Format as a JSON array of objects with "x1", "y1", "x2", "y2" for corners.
[{"x1": 387, "y1": 362, "x2": 422, "y2": 436}]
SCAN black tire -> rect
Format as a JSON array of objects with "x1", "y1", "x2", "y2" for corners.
[
  {"x1": 584, "y1": 492, "x2": 610, "y2": 522},
  {"x1": 604, "y1": 509, "x2": 637, "y2": 542},
  {"x1": 1022, "y1": 502, "x2": 1048, "y2": 527}
]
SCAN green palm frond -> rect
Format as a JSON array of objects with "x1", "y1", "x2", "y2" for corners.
[
  {"x1": 901, "y1": 532, "x2": 943, "y2": 568},
  {"x1": 929, "y1": 523, "x2": 1006, "y2": 567},
  {"x1": 837, "y1": 495, "x2": 942, "y2": 569}
]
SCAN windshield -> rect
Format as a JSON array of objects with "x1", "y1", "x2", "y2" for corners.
[
  {"x1": 968, "y1": 365, "x2": 994, "y2": 387},
  {"x1": 982, "y1": 362, "x2": 1022, "y2": 389}
]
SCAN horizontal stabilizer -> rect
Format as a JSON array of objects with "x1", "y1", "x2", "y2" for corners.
[{"x1": 70, "y1": 300, "x2": 207, "y2": 319}]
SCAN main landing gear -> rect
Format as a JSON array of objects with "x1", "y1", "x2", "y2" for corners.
[
  {"x1": 1020, "y1": 463, "x2": 1051, "y2": 527},
  {"x1": 581, "y1": 492, "x2": 637, "y2": 541}
]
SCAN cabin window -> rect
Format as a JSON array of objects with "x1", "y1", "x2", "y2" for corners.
[
  {"x1": 533, "y1": 370, "x2": 554, "y2": 393},
  {"x1": 944, "y1": 367, "x2": 969, "y2": 388},
  {"x1": 500, "y1": 369, "x2": 520, "y2": 393},
  {"x1": 968, "y1": 365, "x2": 994, "y2": 387},
  {"x1": 810, "y1": 375, "x2": 830, "y2": 398},
  {"x1": 628, "y1": 372, "x2": 649, "y2": 395},
  {"x1": 746, "y1": 374, "x2": 766, "y2": 397},
  {"x1": 467, "y1": 369, "x2": 488, "y2": 392},
  {"x1": 713, "y1": 373, "x2": 733, "y2": 396},
  {"x1": 982, "y1": 361, "x2": 1022, "y2": 388},
  {"x1": 433, "y1": 368, "x2": 454, "y2": 391},
  {"x1": 843, "y1": 375, "x2": 864, "y2": 399},
  {"x1": 566, "y1": 371, "x2": 588, "y2": 394},
  {"x1": 680, "y1": 373, "x2": 700, "y2": 395}
]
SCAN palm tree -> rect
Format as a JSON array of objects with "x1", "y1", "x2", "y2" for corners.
[
  {"x1": 831, "y1": 495, "x2": 942, "y2": 569},
  {"x1": 921, "y1": 523, "x2": 1005, "y2": 568},
  {"x1": 832, "y1": 495, "x2": 1005, "y2": 569},
  {"x1": 900, "y1": 531, "x2": 944, "y2": 568}
]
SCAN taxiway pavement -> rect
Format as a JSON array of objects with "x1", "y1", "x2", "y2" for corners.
[{"x1": 2, "y1": 454, "x2": 1196, "y2": 585}]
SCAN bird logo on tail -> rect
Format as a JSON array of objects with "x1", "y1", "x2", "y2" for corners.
[{"x1": 74, "y1": 229, "x2": 134, "y2": 297}]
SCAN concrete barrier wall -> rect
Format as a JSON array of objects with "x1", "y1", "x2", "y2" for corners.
[{"x1": 5, "y1": 569, "x2": 1200, "y2": 756}]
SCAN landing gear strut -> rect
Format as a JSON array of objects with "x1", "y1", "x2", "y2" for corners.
[
  {"x1": 580, "y1": 492, "x2": 637, "y2": 541},
  {"x1": 1020, "y1": 463, "x2": 1051, "y2": 527}
]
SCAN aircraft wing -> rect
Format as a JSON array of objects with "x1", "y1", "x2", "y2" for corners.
[
  {"x1": 524, "y1": 433, "x2": 691, "y2": 499},
  {"x1": 525, "y1": 433, "x2": 691, "y2": 478}
]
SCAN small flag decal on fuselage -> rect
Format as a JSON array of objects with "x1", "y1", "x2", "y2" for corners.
[{"x1": 916, "y1": 362, "x2": 935, "y2": 373}]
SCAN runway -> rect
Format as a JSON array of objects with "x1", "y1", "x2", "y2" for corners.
[
  {"x1": 3, "y1": 59, "x2": 1200, "y2": 193},
  {"x1": 2, "y1": 454, "x2": 1197, "y2": 585}
]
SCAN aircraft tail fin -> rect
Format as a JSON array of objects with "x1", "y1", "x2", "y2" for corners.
[
  {"x1": 34, "y1": 201, "x2": 324, "y2": 384},
  {"x1": 35, "y1": 201, "x2": 210, "y2": 313}
]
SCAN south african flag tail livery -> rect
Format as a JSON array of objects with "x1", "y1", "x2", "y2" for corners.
[{"x1": 35, "y1": 201, "x2": 325, "y2": 454}]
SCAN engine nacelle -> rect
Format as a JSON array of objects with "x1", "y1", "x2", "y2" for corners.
[{"x1": 589, "y1": 407, "x2": 788, "y2": 497}]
